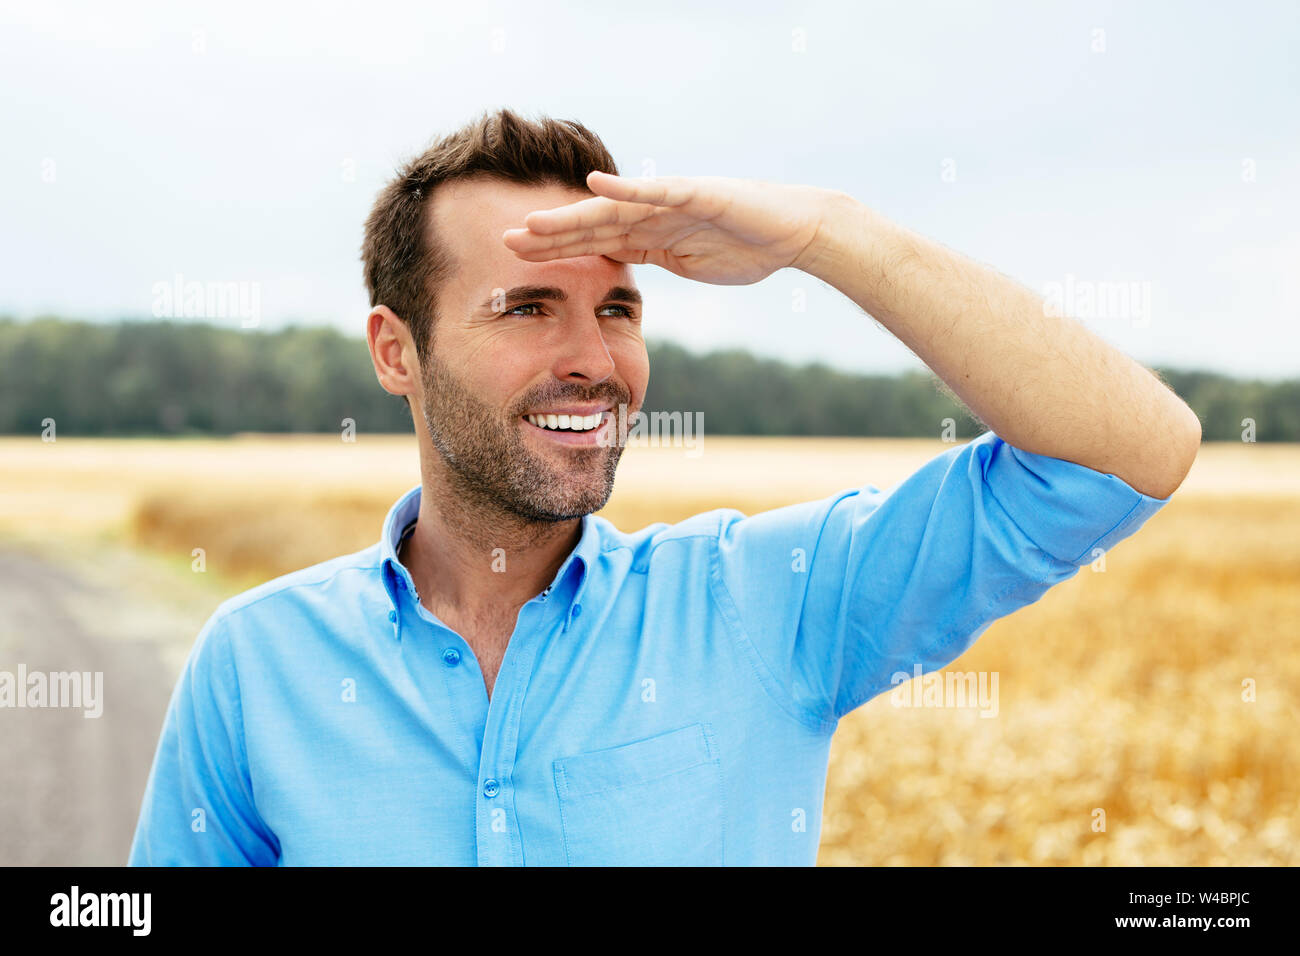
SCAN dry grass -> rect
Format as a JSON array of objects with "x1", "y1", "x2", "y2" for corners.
[
  {"x1": 818, "y1": 493, "x2": 1300, "y2": 865},
  {"x1": 2, "y1": 434, "x2": 1297, "y2": 864}
]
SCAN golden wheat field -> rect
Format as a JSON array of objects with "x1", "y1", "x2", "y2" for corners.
[{"x1": 2, "y1": 435, "x2": 1297, "y2": 865}]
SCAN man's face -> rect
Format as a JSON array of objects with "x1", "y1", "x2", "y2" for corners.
[{"x1": 416, "y1": 175, "x2": 649, "y2": 523}]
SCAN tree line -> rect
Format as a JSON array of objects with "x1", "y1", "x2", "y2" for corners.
[{"x1": 1, "y1": 316, "x2": 1295, "y2": 440}]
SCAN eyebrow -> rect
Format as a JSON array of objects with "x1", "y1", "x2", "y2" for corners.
[{"x1": 477, "y1": 285, "x2": 643, "y2": 312}]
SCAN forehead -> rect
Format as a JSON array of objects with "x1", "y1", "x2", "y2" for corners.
[{"x1": 428, "y1": 176, "x2": 628, "y2": 299}]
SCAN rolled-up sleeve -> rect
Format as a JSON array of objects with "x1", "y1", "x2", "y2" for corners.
[
  {"x1": 128, "y1": 610, "x2": 279, "y2": 866},
  {"x1": 711, "y1": 430, "x2": 1171, "y2": 727}
]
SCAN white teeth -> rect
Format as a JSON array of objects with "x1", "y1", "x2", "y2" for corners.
[{"x1": 527, "y1": 411, "x2": 605, "y2": 432}]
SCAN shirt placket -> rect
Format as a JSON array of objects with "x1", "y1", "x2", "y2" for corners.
[
  {"x1": 473, "y1": 584, "x2": 563, "y2": 867},
  {"x1": 389, "y1": 517, "x2": 585, "y2": 867}
]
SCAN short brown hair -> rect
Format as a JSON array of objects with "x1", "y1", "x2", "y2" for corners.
[{"x1": 361, "y1": 108, "x2": 620, "y2": 364}]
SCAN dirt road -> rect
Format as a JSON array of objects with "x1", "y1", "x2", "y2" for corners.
[{"x1": 0, "y1": 538, "x2": 218, "y2": 866}]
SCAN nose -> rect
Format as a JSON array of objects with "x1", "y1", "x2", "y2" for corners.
[{"x1": 551, "y1": 310, "x2": 616, "y2": 386}]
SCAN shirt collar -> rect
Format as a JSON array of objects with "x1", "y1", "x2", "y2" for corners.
[{"x1": 379, "y1": 483, "x2": 600, "y2": 617}]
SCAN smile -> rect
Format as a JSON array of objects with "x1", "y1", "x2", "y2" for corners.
[
  {"x1": 521, "y1": 410, "x2": 612, "y2": 445},
  {"x1": 525, "y1": 411, "x2": 606, "y2": 432}
]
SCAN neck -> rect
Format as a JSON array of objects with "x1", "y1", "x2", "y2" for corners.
[{"x1": 400, "y1": 474, "x2": 582, "y2": 618}]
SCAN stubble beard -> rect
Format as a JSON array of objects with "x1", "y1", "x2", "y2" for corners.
[{"x1": 419, "y1": 347, "x2": 627, "y2": 523}]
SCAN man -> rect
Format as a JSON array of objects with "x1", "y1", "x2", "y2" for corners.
[{"x1": 129, "y1": 109, "x2": 1200, "y2": 866}]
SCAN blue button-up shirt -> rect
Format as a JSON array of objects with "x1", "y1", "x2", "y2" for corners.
[{"x1": 128, "y1": 431, "x2": 1170, "y2": 866}]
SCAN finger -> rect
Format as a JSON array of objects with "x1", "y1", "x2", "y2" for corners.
[
  {"x1": 602, "y1": 249, "x2": 649, "y2": 265},
  {"x1": 609, "y1": 247, "x2": 681, "y2": 274},
  {"x1": 586, "y1": 171, "x2": 696, "y2": 209},
  {"x1": 509, "y1": 234, "x2": 643, "y2": 262},
  {"x1": 522, "y1": 194, "x2": 651, "y2": 236},
  {"x1": 506, "y1": 205, "x2": 702, "y2": 257},
  {"x1": 604, "y1": 248, "x2": 678, "y2": 272},
  {"x1": 503, "y1": 220, "x2": 630, "y2": 253}
]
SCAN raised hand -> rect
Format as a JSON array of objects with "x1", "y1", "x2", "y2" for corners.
[{"x1": 502, "y1": 171, "x2": 836, "y2": 285}]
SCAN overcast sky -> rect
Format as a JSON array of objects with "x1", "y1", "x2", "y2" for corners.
[{"x1": 2, "y1": 0, "x2": 1296, "y2": 378}]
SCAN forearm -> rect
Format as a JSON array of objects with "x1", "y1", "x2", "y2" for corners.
[{"x1": 797, "y1": 192, "x2": 1202, "y2": 499}]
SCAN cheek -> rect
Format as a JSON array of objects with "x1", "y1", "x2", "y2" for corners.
[
  {"x1": 612, "y1": 340, "x2": 650, "y2": 400},
  {"x1": 455, "y1": 336, "x2": 534, "y2": 395}
]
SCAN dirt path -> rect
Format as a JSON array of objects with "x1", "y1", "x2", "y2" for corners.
[{"x1": 0, "y1": 538, "x2": 220, "y2": 866}]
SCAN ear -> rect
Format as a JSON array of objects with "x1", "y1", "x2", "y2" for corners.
[{"x1": 366, "y1": 305, "x2": 421, "y2": 397}]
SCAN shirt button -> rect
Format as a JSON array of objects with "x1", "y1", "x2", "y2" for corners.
[
  {"x1": 397, "y1": 578, "x2": 407, "y2": 590},
  {"x1": 483, "y1": 779, "x2": 500, "y2": 798},
  {"x1": 572, "y1": 604, "x2": 582, "y2": 618},
  {"x1": 442, "y1": 648, "x2": 461, "y2": 667},
  {"x1": 387, "y1": 610, "x2": 397, "y2": 623}
]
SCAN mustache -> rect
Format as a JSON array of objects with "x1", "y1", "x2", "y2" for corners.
[{"x1": 516, "y1": 387, "x2": 630, "y2": 413}]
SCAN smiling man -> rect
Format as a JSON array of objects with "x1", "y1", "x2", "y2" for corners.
[
  {"x1": 129, "y1": 109, "x2": 1200, "y2": 866},
  {"x1": 366, "y1": 170, "x2": 649, "y2": 699}
]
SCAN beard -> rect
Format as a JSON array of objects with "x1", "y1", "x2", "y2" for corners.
[{"x1": 418, "y1": 346, "x2": 630, "y2": 523}]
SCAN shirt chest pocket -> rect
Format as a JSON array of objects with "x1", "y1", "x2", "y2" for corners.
[{"x1": 553, "y1": 722, "x2": 724, "y2": 866}]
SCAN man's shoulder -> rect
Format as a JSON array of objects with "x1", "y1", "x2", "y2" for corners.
[
  {"x1": 587, "y1": 506, "x2": 744, "y2": 568},
  {"x1": 209, "y1": 542, "x2": 384, "y2": 628}
]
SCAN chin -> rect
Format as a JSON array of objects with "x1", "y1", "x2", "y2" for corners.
[{"x1": 531, "y1": 488, "x2": 612, "y2": 522}]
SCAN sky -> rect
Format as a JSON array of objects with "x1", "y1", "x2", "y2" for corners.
[{"x1": 2, "y1": 0, "x2": 1297, "y2": 378}]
